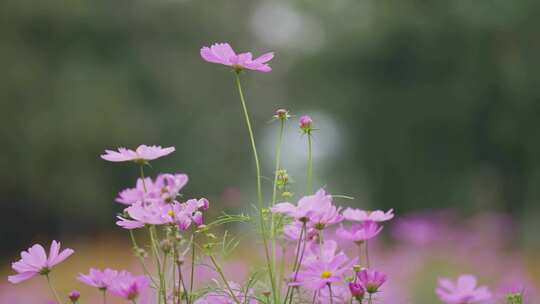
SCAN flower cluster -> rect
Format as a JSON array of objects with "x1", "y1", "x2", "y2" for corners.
[{"x1": 6, "y1": 42, "x2": 507, "y2": 304}]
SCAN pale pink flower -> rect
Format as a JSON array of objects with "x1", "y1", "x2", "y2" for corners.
[
  {"x1": 78, "y1": 268, "x2": 118, "y2": 290},
  {"x1": 194, "y1": 281, "x2": 257, "y2": 304},
  {"x1": 271, "y1": 189, "x2": 343, "y2": 229},
  {"x1": 294, "y1": 240, "x2": 357, "y2": 290},
  {"x1": 200, "y1": 43, "x2": 274, "y2": 72},
  {"x1": 109, "y1": 271, "x2": 148, "y2": 301},
  {"x1": 336, "y1": 221, "x2": 383, "y2": 243},
  {"x1": 357, "y1": 268, "x2": 386, "y2": 294},
  {"x1": 299, "y1": 115, "x2": 313, "y2": 133},
  {"x1": 8, "y1": 241, "x2": 74, "y2": 284},
  {"x1": 101, "y1": 145, "x2": 175, "y2": 163},
  {"x1": 342, "y1": 208, "x2": 394, "y2": 222},
  {"x1": 436, "y1": 275, "x2": 491, "y2": 304}
]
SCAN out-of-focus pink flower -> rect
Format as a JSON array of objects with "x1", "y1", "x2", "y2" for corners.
[
  {"x1": 116, "y1": 173, "x2": 188, "y2": 206},
  {"x1": 8, "y1": 241, "x2": 74, "y2": 284},
  {"x1": 336, "y1": 221, "x2": 383, "y2": 243},
  {"x1": 200, "y1": 43, "x2": 274, "y2": 72},
  {"x1": 193, "y1": 281, "x2": 257, "y2": 304},
  {"x1": 271, "y1": 189, "x2": 343, "y2": 229},
  {"x1": 78, "y1": 268, "x2": 118, "y2": 290},
  {"x1": 101, "y1": 145, "x2": 175, "y2": 163},
  {"x1": 436, "y1": 274, "x2": 491, "y2": 304},
  {"x1": 299, "y1": 115, "x2": 313, "y2": 133},
  {"x1": 349, "y1": 281, "x2": 365, "y2": 300},
  {"x1": 357, "y1": 268, "x2": 386, "y2": 294},
  {"x1": 109, "y1": 272, "x2": 148, "y2": 301},
  {"x1": 343, "y1": 208, "x2": 394, "y2": 223},
  {"x1": 294, "y1": 240, "x2": 357, "y2": 290},
  {"x1": 68, "y1": 290, "x2": 80, "y2": 302},
  {"x1": 282, "y1": 222, "x2": 318, "y2": 242}
]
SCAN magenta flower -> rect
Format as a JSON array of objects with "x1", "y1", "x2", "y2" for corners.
[
  {"x1": 436, "y1": 275, "x2": 491, "y2": 304},
  {"x1": 295, "y1": 240, "x2": 357, "y2": 290},
  {"x1": 357, "y1": 268, "x2": 386, "y2": 294},
  {"x1": 343, "y1": 208, "x2": 394, "y2": 222},
  {"x1": 109, "y1": 272, "x2": 148, "y2": 301},
  {"x1": 101, "y1": 145, "x2": 175, "y2": 163},
  {"x1": 78, "y1": 268, "x2": 118, "y2": 290},
  {"x1": 8, "y1": 241, "x2": 74, "y2": 284},
  {"x1": 271, "y1": 188, "x2": 343, "y2": 229},
  {"x1": 68, "y1": 290, "x2": 80, "y2": 302},
  {"x1": 299, "y1": 115, "x2": 313, "y2": 133},
  {"x1": 336, "y1": 221, "x2": 383, "y2": 243},
  {"x1": 200, "y1": 42, "x2": 274, "y2": 72},
  {"x1": 349, "y1": 281, "x2": 366, "y2": 300}
]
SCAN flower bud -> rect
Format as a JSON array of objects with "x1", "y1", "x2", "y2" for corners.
[
  {"x1": 68, "y1": 290, "x2": 81, "y2": 303},
  {"x1": 299, "y1": 115, "x2": 313, "y2": 133},
  {"x1": 160, "y1": 240, "x2": 172, "y2": 254},
  {"x1": 353, "y1": 264, "x2": 362, "y2": 273},
  {"x1": 348, "y1": 282, "x2": 365, "y2": 300}
]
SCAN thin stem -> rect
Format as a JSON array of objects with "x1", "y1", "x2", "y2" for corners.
[
  {"x1": 357, "y1": 243, "x2": 362, "y2": 269},
  {"x1": 234, "y1": 72, "x2": 276, "y2": 300},
  {"x1": 102, "y1": 289, "x2": 107, "y2": 304},
  {"x1": 307, "y1": 132, "x2": 313, "y2": 194},
  {"x1": 287, "y1": 223, "x2": 308, "y2": 304},
  {"x1": 283, "y1": 223, "x2": 306, "y2": 304},
  {"x1": 139, "y1": 165, "x2": 147, "y2": 192},
  {"x1": 368, "y1": 294, "x2": 373, "y2": 304},
  {"x1": 45, "y1": 274, "x2": 62, "y2": 304},
  {"x1": 162, "y1": 252, "x2": 169, "y2": 304},
  {"x1": 270, "y1": 119, "x2": 285, "y2": 304},
  {"x1": 149, "y1": 227, "x2": 164, "y2": 304},
  {"x1": 129, "y1": 230, "x2": 158, "y2": 286},
  {"x1": 189, "y1": 235, "x2": 196, "y2": 304},
  {"x1": 328, "y1": 284, "x2": 334, "y2": 304},
  {"x1": 208, "y1": 254, "x2": 241, "y2": 304},
  {"x1": 365, "y1": 240, "x2": 370, "y2": 268},
  {"x1": 310, "y1": 290, "x2": 319, "y2": 304},
  {"x1": 178, "y1": 262, "x2": 188, "y2": 304}
]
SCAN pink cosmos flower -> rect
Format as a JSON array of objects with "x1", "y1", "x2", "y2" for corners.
[
  {"x1": 200, "y1": 43, "x2": 274, "y2": 72},
  {"x1": 282, "y1": 222, "x2": 318, "y2": 242},
  {"x1": 342, "y1": 208, "x2": 394, "y2": 222},
  {"x1": 68, "y1": 290, "x2": 80, "y2": 302},
  {"x1": 349, "y1": 281, "x2": 365, "y2": 300},
  {"x1": 109, "y1": 272, "x2": 148, "y2": 301},
  {"x1": 116, "y1": 173, "x2": 189, "y2": 205},
  {"x1": 336, "y1": 221, "x2": 383, "y2": 243},
  {"x1": 8, "y1": 241, "x2": 74, "y2": 284},
  {"x1": 357, "y1": 268, "x2": 386, "y2": 294},
  {"x1": 272, "y1": 189, "x2": 343, "y2": 229},
  {"x1": 101, "y1": 145, "x2": 175, "y2": 163},
  {"x1": 295, "y1": 240, "x2": 357, "y2": 290},
  {"x1": 436, "y1": 275, "x2": 491, "y2": 304},
  {"x1": 78, "y1": 268, "x2": 118, "y2": 290}
]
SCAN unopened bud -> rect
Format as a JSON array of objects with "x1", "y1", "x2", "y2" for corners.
[
  {"x1": 160, "y1": 240, "x2": 172, "y2": 253},
  {"x1": 68, "y1": 290, "x2": 81, "y2": 303},
  {"x1": 299, "y1": 115, "x2": 313, "y2": 133}
]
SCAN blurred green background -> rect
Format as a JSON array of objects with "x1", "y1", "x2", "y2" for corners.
[{"x1": 2, "y1": 0, "x2": 540, "y2": 259}]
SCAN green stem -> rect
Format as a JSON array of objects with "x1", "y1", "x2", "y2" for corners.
[
  {"x1": 189, "y1": 235, "x2": 196, "y2": 304},
  {"x1": 208, "y1": 254, "x2": 241, "y2": 304},
  {"x1": 368, "y1": 294, "x2": 373, "y2": 304},
  {"x1": 102, "y1": 289, "x2": 107, "y2": 304},
  {"x1": 45, "y1": 274, "x2": 62, "y2": 304},
  {"x1": 129, "y1": 230, "x2": 158, "y2": 287},
  {"x1": 283, "y1": 223, "x2": 306, "y2": 304},
  {"x1": 307, "y1": 132, "x2": 313, "y2": 194},
  {"x1": 139, "y1": 165, "x2": 147, "y2": 192},
  {"x1": 234, "y1": 72, "x2": 276, "y2": 300},
  {"x1": 365, "y1": 240, "x2": 370, "y2": 268},
  {"x1": 149, "y1": 227, "x2": 165, "y2": 304},
  {"x1": 162, "y1": 252, "x2": 169, "y2": 304},
  {"x1": 270, "y1": 118, "x2": 285, "y2": 303}
]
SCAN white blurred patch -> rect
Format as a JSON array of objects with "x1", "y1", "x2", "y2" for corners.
[{"x1": 250, "y1": 2, "x2": 325, "y2": 52}]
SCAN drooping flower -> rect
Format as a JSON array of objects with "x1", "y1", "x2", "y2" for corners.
[
  {"x1": 109, "y1": 272, "x2": 148, "y2": 301},
  {"x1": 8, "y1": 241, "x2": 74, "y2": 284},
  {"x1": 357, "y1": 268, "x2": 386, "y2": 294},
  {"x1": 342, "y1": 208, "x2": 394, "y2": 223},
  {"x1": 101, "y1": 145, "x2": 175, "y2": 163},
  {"x1": 193, "y1": 281, "x2": 257, "y2": 304},
  {"x1": 78, "y1": 268, "x2": 118, "y2": 290},
  {"x1": 200, "y1": 42, "x2": 274, "y2": 73},
  {"x1": 336, "y1": 221, "x2": 383, "y2": 244},
  {"x1": 294, "y1": 240, "x2": 357, "y2": 290},
  {"x1": 271, "y1": 189, "x2": 342, "y2": 229},
  {"x1": 436, "y1": 274, "x2": 492, "y2": 304}
]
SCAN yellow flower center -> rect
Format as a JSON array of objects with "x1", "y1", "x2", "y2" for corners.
[
  {"x1": 167, "y1": 210, "x2": 175, "y2": 217},
  {"x1": 321, "y1": 271, "x2": 332, "y2": 279}
]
